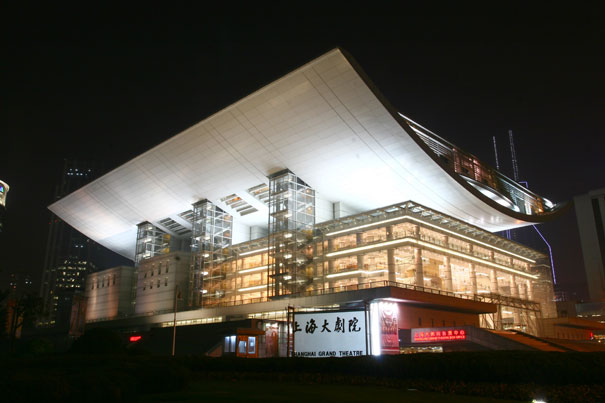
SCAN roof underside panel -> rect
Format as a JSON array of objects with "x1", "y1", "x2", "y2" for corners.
[{"x1": 49, "y1": 49, "x2": 554, "y2": 260}]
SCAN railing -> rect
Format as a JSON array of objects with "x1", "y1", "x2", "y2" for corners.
[
  {"x1": 87, "y1": 280, "x2": 541, "y2": 324},
  {"x1": 409, "y1": 122, "x2": 551, "y2": 216},
  {"x1": 203, "y1": 279, "x2": 491, "y2": 310},
  {"x1": 288, "y1": 280, "x2": 489, "y2": 303}
]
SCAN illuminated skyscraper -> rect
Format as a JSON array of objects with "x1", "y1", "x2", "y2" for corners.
[
  {"x1": 0, "y1": 180, "x2": 9, "y2": 233},
  {"x1": 39, "y1": 160, "x2": 100, "y2": 329},
  {"x1": 575, "y1": 189, "x2": 605, "y2": 302}
]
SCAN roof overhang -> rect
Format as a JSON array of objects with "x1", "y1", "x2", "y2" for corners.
[{"x1": 49, "y1": 48, "x2": 565, "y2": 260}]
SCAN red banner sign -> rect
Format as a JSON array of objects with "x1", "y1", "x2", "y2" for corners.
[{"x1": 412, "y1": 328, "x2": 466, "y2": 343}]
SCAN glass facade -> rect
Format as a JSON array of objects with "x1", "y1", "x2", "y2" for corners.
[
  {"x1": 267, "y1": 169, "x2": 315, "y2": 298},
  {"x1": 169, "y1": 200, "x2": 556, "y2": 335},
  {"x1": 190, "y1": 200, "x2": 233, "y2": 307},
  {"x1": 135, "y1": 222, "x2": 170, "y2": 265}
]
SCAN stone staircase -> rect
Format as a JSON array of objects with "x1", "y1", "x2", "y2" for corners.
[{"x1": 489, "y1": 330, "x2": 566, "y2": 352}]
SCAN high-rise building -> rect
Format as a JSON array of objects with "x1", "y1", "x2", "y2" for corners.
[
  {"x1": 39, "y1": 160, "x2": 101, "y2": 329},
  {"x1": 0, "y1": 180, "x2": 9, "y2": 232},
  {"x1": 574, "y1": 189, "x2": 605, "y2": 302}
]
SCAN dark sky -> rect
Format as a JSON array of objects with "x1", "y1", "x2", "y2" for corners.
[{"x1": 1, "y1": 6, "x2": 603, "y2": 299}]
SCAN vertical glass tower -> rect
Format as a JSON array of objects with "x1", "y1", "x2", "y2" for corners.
[{"x1": 267, "y1": 169, "x2": 315, "y2": 298}]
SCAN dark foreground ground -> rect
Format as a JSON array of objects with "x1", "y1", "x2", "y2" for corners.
[
  {"x1": 2, "y1": 351, "x2": 604, "y2": 402},
  {"x1": 141, "y1": 379, "x2": 521, "y2": 402}
]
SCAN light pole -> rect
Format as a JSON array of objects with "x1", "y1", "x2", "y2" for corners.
[{"x1": 172, "y1": 285, "x2": 179, "y2": 356}]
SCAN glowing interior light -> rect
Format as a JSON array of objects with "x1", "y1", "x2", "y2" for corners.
[
  {"x1": 370, "y1": 302, "x2": 381, "y2": 356},
  {"x1": 326, "y1": 237, "x2": 538, "y2": 279},
  {"x1": 238, "y1": 265, "x2": 268, "y2": 274},
  {"x1": 326, "y1": 269, "x2": 388, "y2": 278},
  {"x1": 238, "y1": 284, "x2": 270, "y2": 292},
  {"x1": 326, "y1": 215, "x2": 535, "y2": 263},
  {"x1": 239, "y1": 247, "x2": 271, "y2": 256},
  {"x1": 283, "y1": 275, "x2": 292, "y2": 280}
]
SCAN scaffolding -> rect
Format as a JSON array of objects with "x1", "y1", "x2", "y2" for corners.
[
  {"x1": 190, "y1": 200, "x2": 233, "y2": 307},
  {"x1": 479, "y1": 293, "x2": 542, "y2": 336},
  {"x1": 135, "y1": 222, "x2": 170, "y2": 265},
  {"x1": 267, "y1": 169, "x2": 315, "y2": 298}
]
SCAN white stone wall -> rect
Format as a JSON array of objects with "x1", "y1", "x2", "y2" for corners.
[
  {"x1": 85, "y1": 266, "x2": 136, "y2": 321},
  {"x1": 134, "y1": 251, "x2": 190, "y2": 315}
]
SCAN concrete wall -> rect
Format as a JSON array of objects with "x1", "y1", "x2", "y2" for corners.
[
  {"x1": 85, "y1": 266, "x2": 136, "y2": 321},
  {"x1": 398, "y1": 304, "x2": 480, "y2": 329},
  {"x1": 135, "y1": 251, "x2": 190, "y2": 315}
]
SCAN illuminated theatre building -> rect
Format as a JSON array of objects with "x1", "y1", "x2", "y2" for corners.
[{"x1": 52, "y1": 49, "x2": 567, "y2": 356}]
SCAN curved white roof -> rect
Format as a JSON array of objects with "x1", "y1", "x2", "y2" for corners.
[{"x1": 49, "y1": 49, "x2": 563, "y2": 260}]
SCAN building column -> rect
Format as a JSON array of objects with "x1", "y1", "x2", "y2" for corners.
[
  {"x1": 386, "y1": 226, "x2": 396, "y2": 282},
  {"x1": 470, "y1": 263, "x2": 478, "y2": 295},
  {"x1": 526, "y1": 279, "x2": 533, "y2": 301},
  {"x1": 414, "y1": 247, "x2": 424, "y2": 287},
  {"x1": 510, "y1": 275, "x2": 521, "y2": 325},
  {"x1": 510, "y1": 276, "x2": 519, "y2": 298},
  {"x1": 356, "y1": 233, "x2": 365, "y2": 284},
  {"x1": 327, "y1": 239, "x2": 335, "y2": 289},
  {"x1": 443, "y1": 255, "x2": 453, "y2": 292},
  {"x1": 519, "y1": 282, "x2": 527, "y2": 300},
  {"x1": 490, "y1": 269, "x2": 499, "y2": 294}
]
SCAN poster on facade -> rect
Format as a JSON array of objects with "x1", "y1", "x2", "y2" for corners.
[
  {"x1": 380, "y1": 303, "x2": 399, "y2": 353},
  {"x1": 293, "y1": 311, "x2": 367, "y2": 358},
  {"x1": 369, "y1": 301, "x2": 400, "y2": 355},
  {"x1": 265, "y1": 323, "x2": 279, "y2": 357}
]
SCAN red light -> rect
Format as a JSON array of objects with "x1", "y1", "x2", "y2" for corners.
[
  {"x1": 412, "y1": 328, "x2": 467, "y2": 343},
  {"x1": 129, "y1": 335, "x2": 142, "y2": 342}
]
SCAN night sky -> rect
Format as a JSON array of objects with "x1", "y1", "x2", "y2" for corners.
[{"x1": 1, "y1": 6, "x2": 603, "y2": 299}]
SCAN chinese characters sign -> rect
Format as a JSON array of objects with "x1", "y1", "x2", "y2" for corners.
[
  {"x1": 294, "y1": 311, "x2": 366, "y2": 358},
  {"x1": 412, "y1": 328, "x2": 467, "y2": 343}
]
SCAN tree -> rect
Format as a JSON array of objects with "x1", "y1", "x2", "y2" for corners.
[{"x1": 7, "y1": 292, "x2": 43, "y2": 353}]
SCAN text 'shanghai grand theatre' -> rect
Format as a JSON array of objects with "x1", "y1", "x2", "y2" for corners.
[{"x1": 53, "y1": 49, "x2": 601, "y2": 356}]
